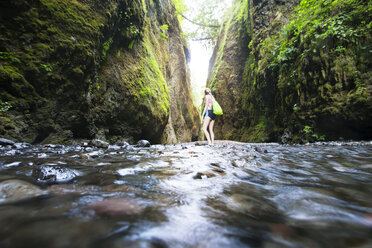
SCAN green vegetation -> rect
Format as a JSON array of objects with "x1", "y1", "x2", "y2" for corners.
[
  {"x1": 102, "y1": 38, "x2": 113, "y2": 61},
  {"x1": 160, "y1": 24, "x2": 169, "y2": 40},
  {"x1": 0, "y1": 52, "x2": 21, "y2": 64},
  {"x1": 209, "y1": 0, "x2": 371, "y2": 142},
  {"x1": 139, "y1": 30, "x2": 170, "y2": 117},
  {"x1": 303, "y1": 125, "x2": 326, "y2": 142},
  {"x1": 171, "y1": 0, "x2": 187, "y2": 24},
  {"x1": 246, "y1": 0, "x2": 372, "y2": 142},
  {"x1": 0, "y1": 0, "x2": 199, "y2": 143},
  {"x1": 0, "y1": 102, "x2": 12, "y2": 112}
]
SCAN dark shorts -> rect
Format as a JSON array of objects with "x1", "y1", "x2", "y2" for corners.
[{"x1": 204, "y1": 110, "x2": 216, "y2": 121}]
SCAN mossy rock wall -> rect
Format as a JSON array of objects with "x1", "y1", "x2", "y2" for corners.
[
  {"x1": 0, "y1": 0, "x2": 200, "y2": 144},
  {"x1": 208, "y1": 0, "x2": 372, "y2": 143}
]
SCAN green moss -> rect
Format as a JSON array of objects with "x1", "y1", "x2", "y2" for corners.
[
  {"x1": 0, "y1": 66, "x2": 24, "y2": 81},
  {"x1": 0, "y1": 116, "x2": 16, "y2": 134},
  {"x1": 138, "y1": 28, "x2": 170, "y2": 116}
]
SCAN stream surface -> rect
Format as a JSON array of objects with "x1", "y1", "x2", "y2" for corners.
[{"x1": 0, "y1": 141, "x2": 371, "y2": 248}]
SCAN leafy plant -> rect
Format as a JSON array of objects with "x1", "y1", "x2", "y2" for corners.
[
  {"x1": 160, "y1": 24, "x2": 169, "y2": 41},
  {"x1": 312, "y1": 133, "x2": 326, "y2": 141},
  {"x1": 303, "y1": 125, "x2": 313, "y2": 134},
  {"x1": 0, "y1": 102, "x2": 12, "y2": 112},
  {"x1": 40, "y1": 64, "x2": 53, "y2": 72},
  {"x1": 303, "y1": 125, "x2": 326, "y2": 141},
  {"x1": 102, "y1": 38, "x2": 113, "y2": 61},
  {"x1": 293, "y1": 104, "x2": 301, "y2": 112},
  {"x1": 0, "y1": 52, "x2": 21, "y2": 63}
]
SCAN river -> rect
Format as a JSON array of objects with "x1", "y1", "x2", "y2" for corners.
[{"x1": 0, "y1": 141, "x2": 371, "y2": 247}]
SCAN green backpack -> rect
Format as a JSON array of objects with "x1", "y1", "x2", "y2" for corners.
[{"x1": 212, "y1": 99, "x2": 223, "y2": 115}]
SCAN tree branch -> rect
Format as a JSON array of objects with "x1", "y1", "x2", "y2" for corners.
[
  {"x1": 178, "y1": 12, "x2": 220, "y2": 29},
  {"x1": 192, "y1": 37, "x2": 214, "y2": 41}
]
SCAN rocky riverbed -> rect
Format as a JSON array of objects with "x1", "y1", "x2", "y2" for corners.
[{"x1": 0, "y1": 139, "x2": 372, "y2": 247}]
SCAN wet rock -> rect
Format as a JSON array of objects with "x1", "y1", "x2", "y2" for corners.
[
  {"x1": 5, "y1": 150, "x2": 21, "y2": 156},
  {"x1": 210, "y1": 162, "x2": 221, "y2": 168},
  {"x1": 4, "y1": 161, "x2": 22, "y2": 168},
  {"x1": 102, "y1": 184, "x2": 141, "y2": 193},
  {"x1": 0, "y1": 179, "x2": 47, "y2": 204},
  {"x1": 254, "y1": 147, "x2": 268, "y2": 153},
  {"x1": 86, "y1": 197, "x2": 143, "y2": 216},
  {"x1": 108, "y1": 145, "x2": 121, "y2": 151},
  {"x1": 136, "y1": 140, "x2": 150, "y2": 147},
  {"x1": 126, "y1": 145, "x2": 134, "y2": 151},
  {"x1": 44, "y1": 144, "x2": 64, "y2": 149},
  {"x1": 37, "y1": 153, "x2": 48, "y2": 158},
  {"x1": 85, "y1": 147, "x2": 94, "y2": 152},
  {"x1": 32, "y1": 165, "x2": 80, "y2": 183},
  {"x1": 0, "y1": 138, "x2": 15, "y2": 146},
  {"x1": 116, "y1": 141, "x2": 130, "y2": 148},
  {"x1": 212, "y1": 168, "x2": 226, "y2": 175},
  {"x1": 226, "y1": 194, "x2": 279, "y2": 217},
  {"x1": 48, "y1": 184, "x2": 99, "y2": 195},
  {"x1": 232, "y1": 159, "x2": 246, "y2": 167},
  {"x1": 80, "y1": 150, "x2": 104, "y2": 159},
  {"x1": 89, "y1": 139, "x2": 109, "y2": 149},
  {"x1": 81, "y1": 142, "x2": 89, "y2": 147},
  {"x1": 70, "y1": 36, "x2": 77, "y2": 43},
  {"x1": 280, "y1": 129, "x2": 292, "y2": 144},
  {"x1": 193, "y1": 171, "x2": 216, "y2": 179},
  {"x1": 248, "y1": 153, "x2": 257, "y2": 159},
  {"x1": 12, "y1": 143, "x2": 28, "y2": 149}
]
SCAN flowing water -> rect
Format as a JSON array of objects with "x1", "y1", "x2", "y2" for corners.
[{"x1": 0, "y1": 141, "x2": 371, "y2": 248}]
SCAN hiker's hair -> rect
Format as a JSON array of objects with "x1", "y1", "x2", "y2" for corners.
[{"x1": 204, "y1": 88, "x2": 211, "y2": 95}]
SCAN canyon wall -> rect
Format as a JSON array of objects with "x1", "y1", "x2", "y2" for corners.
[
  {"x1": 0, "y1": 0, "x2": 200, "y2": 144},
  {"x1": 208, "y1": 0, "x2": 371, "y2": 143}
]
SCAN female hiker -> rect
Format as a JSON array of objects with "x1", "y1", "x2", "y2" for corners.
[{"x1": 201, "y1": 88, "x2": 216, "y2": 145}]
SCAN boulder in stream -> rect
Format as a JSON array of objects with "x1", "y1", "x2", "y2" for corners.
[
  {"x1": 0, "y1": 138, "x2": 15, "y2": 146},
  {"x1": 136, "y1": 140, "x2": 151, "y2": 147},
  {"x1": 116, "y1": 141, "x2": 130, "y2": 148},
  {"x1": 89, "y1": 139, "x2": 109, "y2": 149},
  {"x1": 86, "y1": 197, "x2": 143, "y2": 216},
  {"x1": 193, "y1": 171, "x2": 216, "y2": 179},
  {"x1": 32, "y1": 165, "x2": 80, "y2": 183},
  {"x1": 226, "y1": 194, "x2": 279, "y2": 217},
  {"x1": 0, "y1": 179, "x2": 47, "y2": 204}
]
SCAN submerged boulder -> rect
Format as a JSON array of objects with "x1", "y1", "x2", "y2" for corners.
[
  {"x1": 0, "y1": 179, "x2": 47, "y2": 204},
  {"x1": 85, "y1": 198, "x2": 143, "y2": 216}
]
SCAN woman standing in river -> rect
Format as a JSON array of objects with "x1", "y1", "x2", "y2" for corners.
[{"x1": 201, "y1": 88, "x2": 216, "y2": 145}]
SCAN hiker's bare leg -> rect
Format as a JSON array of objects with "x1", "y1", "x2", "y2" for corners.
[
  {"x1": 203, "y1": 117, "x2": 212, "y2": 145},
  {"x1": 209, "y1": 120, "x2": 215, "y2": 145}
]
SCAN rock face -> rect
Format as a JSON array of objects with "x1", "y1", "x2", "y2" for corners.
[
  {"x1": 208, "y1": 0, "x2": 372, "y2": 143},
  {"x1": 0, "y1": 0, "x2": 200, "y2": 144}
]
